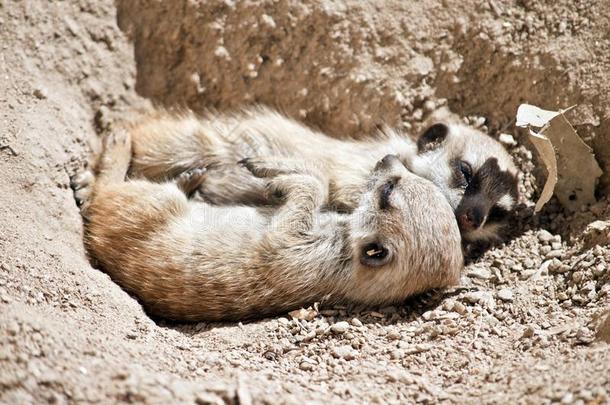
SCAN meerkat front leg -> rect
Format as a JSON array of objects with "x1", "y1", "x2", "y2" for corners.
[
  {"x1": 238, "y1": 156, "x2": 325, "y2": 179},
  {"x1": 242, "y1": 158, "x2": 328, "y2": 237}
]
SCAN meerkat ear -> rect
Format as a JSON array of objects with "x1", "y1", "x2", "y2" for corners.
[{"x1": 417, "y1": 123, "x2": 449, "y2": 153}]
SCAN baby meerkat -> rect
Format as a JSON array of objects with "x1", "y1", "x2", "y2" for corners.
[
  {"x1": 127, "y1": 107, "x2": 519, "y2": 246},
  {"x1": 78, "y1": 130, "x2": 462, "y2": 322}
]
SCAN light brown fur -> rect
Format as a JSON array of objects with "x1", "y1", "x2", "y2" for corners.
[
  {"x1": 127, "y1": 107, "x2": 518, "y2": 243},
  {"x1": 80, "y1": 130, "x2": 463, "y2": 322}
]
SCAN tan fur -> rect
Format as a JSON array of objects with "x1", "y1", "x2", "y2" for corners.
[
  {"x1": 128, "y1": 107, "x2": 415, "y2": 210},
  {"x1": 81, "y1": 131, "x2": 463, "y2": 322},
  {"x1": 127, "y1": 107, "x2": 518, "y2": 242}
]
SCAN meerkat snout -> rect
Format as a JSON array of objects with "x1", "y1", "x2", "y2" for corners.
[{"x1": 411, "y1": 122, "x2": 519, "y2": 245}]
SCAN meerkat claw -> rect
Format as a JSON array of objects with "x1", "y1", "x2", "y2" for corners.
[{"x1": 176, "y1": 168, "x2": 208, "y2": 197}]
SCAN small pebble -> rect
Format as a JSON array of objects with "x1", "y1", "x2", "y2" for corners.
[
  {"x1": 453, "y1": 301, "x2": 467, "y2": 315},
  {"x1": 522, "y1": 325, "x2": 536, "y2": 339},
  {"x1": 545, "y1": 250, "x2": 563, "y2": 260},
  {"x1": 423, "y1": 99, "x2": 436, "y2": 112},
  {"x1": 539, "y1": 246, "x2": 552, "y2": 255},
  {"x1": 463, "y1": 291, "x2": 495, "y2": 308},
  {"x1": 332, "y1": 345, "x2": 356, "y2": 360},
  {"x1": 499, "y1": 133, "x2": 517, "y2": 146},
  {"x1": 350, "y1": 318, "x2": 363, "y2": 327},
  {"x1": 467, "y1": 267, "x2": 492, "y2": 280},
  {"x1": 33, "y1": 87, "x2": 48, "y2": 99},
  {"x1": 331, "y1": 321, "x2": 350, "y2": 334},
  {"x1": 497, "y1": 288, "x2": 514, "y2": 302},
  {"x1": 537, "y1": 230, "x2": 554, "y2": 243},
  {"x1": 387, "y1": 330, "x2": 401, "y2": 340}
]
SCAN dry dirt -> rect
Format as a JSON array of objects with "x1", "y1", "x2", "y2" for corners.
[{"x1": 1, "y1": 0, "x2": 610, "y2": 403}]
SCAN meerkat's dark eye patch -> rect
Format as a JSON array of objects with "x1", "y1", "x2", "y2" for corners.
[
  {"x1": 487, "y1": 205, "x2": 510, "y2": 223},
  {"x1": 360, "y1": 242, "x2": 392, "y2": 267},
  {"x1": 379, "y1": 178, "x2": 398, "y2": 209},
  {"x1": 417, "y1": 123, "x2": 449, "y2": 153}
]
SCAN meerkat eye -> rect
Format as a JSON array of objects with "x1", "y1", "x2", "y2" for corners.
[
  {"x1": 458, "y1": 161, "x2": 473, "y2": 185},
  {"x1": 360, "y1": 242, "x2": 392, "y2": 267}
]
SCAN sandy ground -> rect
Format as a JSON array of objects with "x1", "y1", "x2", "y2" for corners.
[{"x1": 1, "y1": 0, "x2": 609, "y2": 403}]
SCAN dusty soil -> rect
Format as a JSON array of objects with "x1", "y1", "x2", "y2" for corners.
[{"x1": 1, "y1": 0, "x2": 609, "y2": 403}]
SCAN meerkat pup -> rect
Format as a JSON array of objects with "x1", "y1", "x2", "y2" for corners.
[
  {"x1": 78, "y1": 130, "x2": 462, "y2": 322},
  {"x1": 125, "y1": 107, "x2": 519, "y2": 246}
]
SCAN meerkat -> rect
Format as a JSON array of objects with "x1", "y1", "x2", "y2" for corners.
[
  {"x1": 124, "y1": 107, "x2": 519, "y2": 246},
  {"x1": 77, "y1": 130, "x2": 462, "y2": 322}
]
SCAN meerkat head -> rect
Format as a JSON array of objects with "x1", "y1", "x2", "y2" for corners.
[
  {"x1": 407, "y1": 122, "x2": 519, "y2": 244},
  {"x1": 345, "y1": 154, "x2": 463, "y2": 305}
]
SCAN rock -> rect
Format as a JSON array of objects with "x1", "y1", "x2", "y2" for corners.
[
  {"x1": 539, "y1": 245, "x2": 552, "y2": 255},
  {"x1": 387, "y1": 330, "x2": 401, "y2": 341},
  {"x1": 297, "y1": 330, "x2": 316, "y2": 343},
  {"x1": 523, "y1": 258, "x2": 535, "y2": 269},
  {"x1": 497, "y1": 288, "x2": 514, "y2": 302},
  {"x1": 299, "y1": 361, "x2": 314, "y2": 371},
  {"x1": 422, "y1": 310, "x2": 434, "y2": 321},
  {"x1": 33, "y1": 87, "x2": 48, "y2": 99},
  {"x1": 560, "y1": 393, "x2": 574, "y2": 404},
  {"x1": 260, "y1": 14, "x2": 276, "y2": 29},
  {"x1": 583, "y1": 220, "x2": 610, "y2": 248},
  {"x1": 453, "y1": 301, "x2": 467, "y2": 315},
  {"x1": 522, "y1": 325, "x2": 536, "y2": 339},
  {"x1": 520, "y1": 269, "x2": 537, "y2": 280},
  {"x1": 467, "y1": 267, "x2": 492, "y2": 280},
  {"x1": 330, "y1": 321, "x2": 349, "y2": 334},
  {"x1": 537, "y1": 229, "x2": 554, "y2": 244},
  {"x1": 331, "y1": 345, "x2": 356, "y2": 360},
  {"x1": 288, "y1": 307, "x2": 318, "y2": 321},
  {"x1": 463, "y1": 291, "x2": 495, "y2": 309},
  {"x1": 350, "y1": 318, "x2": 363, "y2": 327},
  {"x1": 595, "y1": 311, "x2": 610, "y2": 343},
  {"x1": 407, "y1": 55, "x2": 433, "y2": 77},
  {"x1": 196, "y1": 393, "x2": 226, "y2": 405},
  {"x1": 547, "y1": 259, "x2": 563, "y2": 274},
  {"x1": 499, "y1": 133, "x2": 517, "y2": 146},
  {"x1": 545, "y1": 250, "x2": 563, "y2": 260},
  {"x1": 423, "y1": 99, "x2": 436, "y2": 112}
]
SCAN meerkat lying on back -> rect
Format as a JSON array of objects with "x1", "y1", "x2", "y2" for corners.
[
  {"x1": 77, "y1": 130, "x2": 462, "y2": 321},
  {"x1": 124, "y1": 107, "x2": 519, "y2": 246}
]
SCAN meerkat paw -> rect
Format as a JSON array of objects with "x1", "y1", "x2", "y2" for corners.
[
  {"x1": 98, "y1": 129, "x2": 132, "y2": 177},
  {"x1": 70, "y1": 169, "x2": 95, "y2": 208},
  {"x1": 176, "y1": 168, "x2": 207, "y2": 197},
  {"x1": 238, "y1": 157, "x2": 294, "y2": 179},
  {"x1": 102, "y1": 130, "x2": 131, "y2": 159}
]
